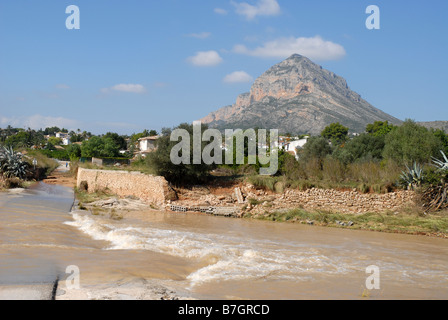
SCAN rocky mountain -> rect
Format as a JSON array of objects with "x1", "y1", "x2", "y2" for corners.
[
  {"x1": 418, "y1": 121, "x2": 448, "y2": 133},
  {"x1": 201, "y1": 54, "x2": 402, "y2": 135}
]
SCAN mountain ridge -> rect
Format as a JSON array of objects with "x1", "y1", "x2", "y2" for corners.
[{"x1": 201, "y1": 54, "x2": 402, "y2": 135}]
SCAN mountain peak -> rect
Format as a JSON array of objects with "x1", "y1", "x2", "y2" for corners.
[
  {"x1": 287, "y1": 53, "x2": 305, "y2": 60},
  {"x1": 201, "y1": 55, "x2": 401, "y2": 135}
]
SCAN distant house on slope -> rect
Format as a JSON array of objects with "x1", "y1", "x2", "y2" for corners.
[
  {"x1": 283, "y1": 138, "x2": 309, "y2": 160},
  {"x1": 136, "y1": 136, "x2": 159, "y2": 157},
  {"x1": 55, "y1": 132, "x2": 71, "y2": 145}
]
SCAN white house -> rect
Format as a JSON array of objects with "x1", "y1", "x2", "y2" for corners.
[
  {"x1": 283, "y1": 138, "x2": 309, "y2": 160},
  {"x1": 61, "y1": 137, "x2": 71, "y2": 146},
  {"x1": 137, "y1": 136, "x2": 159, "y2": 156},
  {"x1": 55, "y1": 132, "x2": 69, "y2": 139}
]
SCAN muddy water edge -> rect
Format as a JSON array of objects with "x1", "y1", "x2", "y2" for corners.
[{"x1": 1, "y1": 182, "x2": 447, "y2": 300}]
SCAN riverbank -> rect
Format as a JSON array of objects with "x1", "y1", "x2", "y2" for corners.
[
  {"x1": 72, "y1": 186, "x2": 448, "y2": 239},
  {"x1": 246, "y1": 207, "x2": 448, "y2": 239},
  {"x1": 45, "y1": 164, "x2": 448, "y2": 239}
]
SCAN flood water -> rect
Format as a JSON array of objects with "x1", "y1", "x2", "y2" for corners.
[{"x1": 1, "y1": 183, "x2": 447, "y2": 299}]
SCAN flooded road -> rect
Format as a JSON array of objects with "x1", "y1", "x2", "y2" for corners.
[{"x1": 1, "y1": 183, "x2": 447, "y2": 299}]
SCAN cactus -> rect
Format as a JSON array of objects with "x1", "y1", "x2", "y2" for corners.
[
  {"x1": 432, "y1": 150, "x2": 448, "y2": 172},
  {"x1": 0, "y1": 146, "x2": 28, "y2": 180},
  {"x1": 399, "y1": 162, "x2": 424, "y2": 190}
]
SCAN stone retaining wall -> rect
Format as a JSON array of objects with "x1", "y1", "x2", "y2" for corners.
[
  {"x1": 77, "y1": 168, "x2": 176, "y2": 206},
  {"x1": 174, "y1": 185, "x2": 417, "y2": 214},
  {"x1": 276, "y1": 188, "x2": 416, "y2": 213}
]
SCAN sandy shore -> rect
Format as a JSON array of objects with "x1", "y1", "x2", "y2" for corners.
[
  {"x1": 0, "y1": 284, "x2": 56, "y2": 300},
  {"x1": 56, "y1": 278, "x2": 189, "y2": 300},
  {"x1": 0, "y1": 278, "x2": 189, "y2": 300}
]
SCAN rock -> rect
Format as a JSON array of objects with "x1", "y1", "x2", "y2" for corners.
[
  {"x1": 79, "y1": 181, "x2": 88, "y2": 192},
  {"x1": 234, "y1": 187, "x2": 245, "y2": 204}
]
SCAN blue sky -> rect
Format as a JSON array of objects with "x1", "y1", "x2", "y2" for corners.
[{"x1": 0, "y1": 0, "x2": 447, "y2": 134}]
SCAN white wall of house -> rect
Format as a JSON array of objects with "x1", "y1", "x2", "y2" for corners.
[
  {"x1": 139, "y1": 139, "x2": 156, "y2": 152},
  {"x1": 284, "y1": 138, "x2": 308, "y2": 160},
  {"x1": 62, "y1": 137, "x2": 71, "y2": 146}
]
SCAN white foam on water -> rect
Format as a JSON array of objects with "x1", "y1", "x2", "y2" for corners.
[{"x1": 65, "y1": 213, "x2": 355, "y2": 286}]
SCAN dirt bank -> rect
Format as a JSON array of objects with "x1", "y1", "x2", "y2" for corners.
[{"x1": 43, "y1": 164, "x2": 76, "y2": 188}]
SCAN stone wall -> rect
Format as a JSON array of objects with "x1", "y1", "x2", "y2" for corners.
[
  {"x1": 77, "y1": 168, "x2": 176, "y2": 206},
  {"x1": 173, "y1": 184, "x2": 417, "y2": 214},
  {"x1": 275, "y1": 188, "x2": 416, "y2": 214}
]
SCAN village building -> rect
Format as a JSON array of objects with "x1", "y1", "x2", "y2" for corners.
[{"x1": 136, "y1": 136, "x2": 159, "y2": 157}]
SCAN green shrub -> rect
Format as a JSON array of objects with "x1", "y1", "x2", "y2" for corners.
[
  {"x1": 383, "y1": 119, "x2": 441, "y2": 164},
  {"x1": 334, "y1": 133, "x2": 385, "y2": 164},
  {"x1": 0, "y1": 146, "x2": 28, "y2": 179},
  {"x1": 299, "y1": 136, "x2": 332, "y2": 162},
  {"x1": 321, "y1": 122, "x2": 349, "y2": 144},
  {"x1": 146, "y1": 123, "x2": 216, "y2": 185}
]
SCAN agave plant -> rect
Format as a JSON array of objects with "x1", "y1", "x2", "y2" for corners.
[
  {"x1": 432, "y1": 150, "x2": 448, "y2": 172},
  {"x1": 399, "y1": 162, "x2": 424, "y2": 190},
  {"x1": 0, "y1": 146, "x2": 28, "y2": 180}
]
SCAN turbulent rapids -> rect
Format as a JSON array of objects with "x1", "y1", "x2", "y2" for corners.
[{"x1": 1, "y1": 183, "x2": 448, "y2": 299}]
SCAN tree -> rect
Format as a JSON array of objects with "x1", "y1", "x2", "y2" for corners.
[
  {"x1": 334, "y1": 133, "x2": 385, "y2": 164},
  {"x1": 300, "y1": 136, "x2": 332, "y2": 161},
  {"x1": 102, "y1": 137, "x2": 121, "y2": 157},
  {"x1": 70, "y1": 134, "x2": 84, "y2": 143},
  {"x1": 103, "y1": 132, "x2": 127, "y2": 151},
  {"x1": 383, "y1": 120, "x2": 442, "y2": 164},
  {"x1": 146, "y1": 123, "x2": 215, "y2": 185},
  {"x1": 321, "y1": 123, "x2": 349, "y2": 144},
  {"x1": 432, "y1": 129, "x2": 448, "y2": 155},
  {"x1": 366, "y1": 121, "x2": 395, "y2": 137},
  {"x1": 66, "y1": 144, "x2": 82, "y2": 159},
  {"x1": 5, "y1": 131, "x2": 32, "y2": 148},
  {"x1": 43, "y1": 127, "x2": 62, "y2": 136},
  {"x1": 81, "y1": 136, "x2": 104, "y2": 158},
  {"x1": 48, "y1": 137, "x2": 63, "y2": 146},
  {"x1": 81, "y1": 134, "x2": 125, "y2": 158}
]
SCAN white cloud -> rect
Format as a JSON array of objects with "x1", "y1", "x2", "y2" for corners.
[
  {"x1": 0, "y1": 114, "x2": 80, "y2": 130},
  {"x1": 233, "y1": 36, "x2": 346, "y2": 61},
  {"x1": 232, "y1": 0, "x2": 281, "y2": 20},
  {"x1": 101, "y1": 83, "x2": 147, "y2": 94},
  {"x1": 186, "y1": 32, "x2": 211, "y2": 39},
  {"x1": 214, "y1": 8, "x2": 228, "y2": 15},
  {"x1": 187, "y1": 51, "x2": 223, "y2": 67},
  {"x1": 223, "y1": 71, "x2": 254, "y2": 83}
]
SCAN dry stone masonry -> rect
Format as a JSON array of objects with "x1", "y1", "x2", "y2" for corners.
[
  {"x1": 77, "y1": 169, "x2": 416, "y2": 215},
  {"x1": 77, "y1": 168, "x2": 176, "y2": 206}
]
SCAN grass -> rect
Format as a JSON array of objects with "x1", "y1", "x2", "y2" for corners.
[
  {"x1": 246, "y1": 158, "x2": 403, "y2": 194},
  {"x1": 77, "y1": 159, "x2": 157, "y2": 175},
  {"x1": 74, "y1": 187, "x2": 115, "y2": 207},
  {"x1": 24, "y1": 150, "x2": 59, "y2": 176},
  {"x1": 248, "y1": 207, "x2": 448, "y2": 237},
  {"x1": 246, "y1": 174, "x2": 392, "y2": 194},
  {"x1": 75, "y1": 188, "x2": 124, "y2": 220}
]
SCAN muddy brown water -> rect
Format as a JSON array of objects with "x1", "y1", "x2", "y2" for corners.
[{"x1": 1, "y1": 183, "x2": 447, "y2": 299}]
